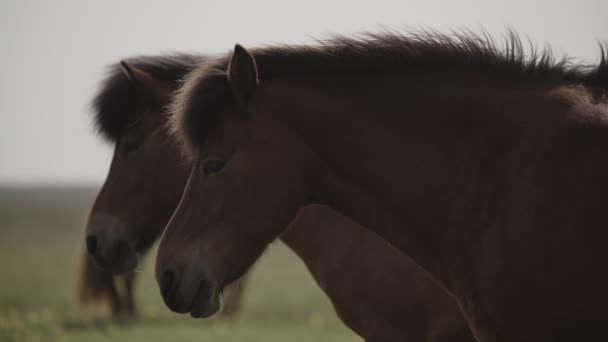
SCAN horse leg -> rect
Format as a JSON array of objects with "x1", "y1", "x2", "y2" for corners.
[
  {"x1": 111, "y1": 272, "x2": 137, "y2": 319},
  {"x1": 123, "y1": 271, "x2": 137, "y2": 316},
  {"x1": 77, "y1": 253, "x2": 124, "y2": 318},
  {"x1": 108, "y1": 276, "x2": 124, "y2": 319},
  {"x1": 218, "y1": 271, "x2": 251, "y2": 320}
]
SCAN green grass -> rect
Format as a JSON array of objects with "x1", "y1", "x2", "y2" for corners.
[{"x1": 0, "y1": 186, "x2": 360, "y2": 342}]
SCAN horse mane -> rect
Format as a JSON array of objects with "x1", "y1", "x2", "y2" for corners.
[
  {"x1": 585, "y1": 43, "x2": 608, "y2": 96},
  {"x1": 92, "y1": 53, "x2": 205, "y2": 143},
  {"x1": 171, "y1": 30, "x2": 607, "y2": 158}
]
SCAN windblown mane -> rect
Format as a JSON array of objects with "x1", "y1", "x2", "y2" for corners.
[
  {"x1": 585, "y1": 44, "x2": 608, "y2": 94},
  {"x1": 92, "y1": 54, "x2": 205, "y2": 142},
  {"x1": 171, "y1": 30, "x2": 608, "y2": 157}
]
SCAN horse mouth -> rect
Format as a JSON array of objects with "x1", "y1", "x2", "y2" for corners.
[
  {"x1": 189, "y1": 280, "x2": 221, "y2": 318},
  {"x1": 93, "y1": 253, "x2": 139, "y2": 275}
]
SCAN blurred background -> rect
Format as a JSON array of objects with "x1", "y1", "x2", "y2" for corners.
[{"x1": 1, "y1": 0, "x2": 606, "y2": 341}]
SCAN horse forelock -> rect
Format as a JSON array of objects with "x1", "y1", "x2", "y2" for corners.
[
  {"x1": 91, "y1": 54, "x2": 205, "y2": 144},
  {"x1": 169, "y1": 58, "x2": 232, "y2": 160}
]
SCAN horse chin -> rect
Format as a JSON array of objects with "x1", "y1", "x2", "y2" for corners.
[
  {"x1": 93, "y1": 252, "x2": 139, "y2": 275},
  {"x1": 189, "y1": 288, "x2": 221, "y2": 318},
  {"x1": 118, "y1": 252, "x2": 140, "y2": 274}
]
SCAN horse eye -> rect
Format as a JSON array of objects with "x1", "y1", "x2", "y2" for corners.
[
  {"x1": 203, "y1": 159, "x2": 225, "y2": 175},
  {"x1": 119, "y1": 137, "x2": 141, "y2": 154}
]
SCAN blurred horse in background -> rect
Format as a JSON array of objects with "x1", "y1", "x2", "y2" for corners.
[{"x1": 78, "y1": 55, "x2": 247, "y2": 319}]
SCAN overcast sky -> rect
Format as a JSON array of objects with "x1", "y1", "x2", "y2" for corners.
[{"x1": 1, "y1": 0, "x2": 607, "y2": 185}]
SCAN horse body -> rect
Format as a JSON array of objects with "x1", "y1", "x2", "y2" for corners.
[
  {"x1": 257, "y1": 72, "x2": 608, "y2": 341},
  {"x1": 161, "y1": 33, "x2": 608, "y2": 341},
  {"x1": 474, "y1": 89, "x2": 608, "y2": 340}
]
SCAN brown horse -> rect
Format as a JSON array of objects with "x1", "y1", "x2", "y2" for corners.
[
  {"x1": 84, "y1": 54, "x2": 474, "y2": 341},
  {"x1": 158, "y1": 31, "x2": 608, "y2": 341},
  {"x1": 80, "y1": 55, "x2": 246, "y2": 318}
]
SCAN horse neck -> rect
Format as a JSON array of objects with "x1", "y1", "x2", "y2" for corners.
[
  {"x1": 256, "y1": 71, "x2": 561, "y2": 290},
  {"x1": 279, "y1": 205, "x2": 360, "y2": 272}
]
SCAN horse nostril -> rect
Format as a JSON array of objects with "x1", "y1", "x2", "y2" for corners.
[
  {"x1": 159, "y1": 269, "x2": 176, "y2": 299},
  {"x1": 86, "y1": 235, "x2": 98, "y2": 255}
]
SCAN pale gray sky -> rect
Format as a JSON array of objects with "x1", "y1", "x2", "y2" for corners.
[{"x1": 1, "y1": 0, "x2": 607, "y2": 185}]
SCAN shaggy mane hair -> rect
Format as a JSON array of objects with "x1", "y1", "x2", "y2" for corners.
[
  {"x1": 91, "y1": 53, "x2": 205, "y2": 143},
  {"x1": 585, "y1": 44, "x2": 608, "y2": 95},
  {"x1": 170, "y1": 30, "x2": 608, "y2": 158}
]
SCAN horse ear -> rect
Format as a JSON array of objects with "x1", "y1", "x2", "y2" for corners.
[
  {"x1": 228, "y1": 44, "x2": 259, "y2": 104},
  {"x1": 119, "y1": 61, "x2": 167, "y2": 97},
  {"x1": 120, "y1": 61, "x2": 138, "y2": 84}
]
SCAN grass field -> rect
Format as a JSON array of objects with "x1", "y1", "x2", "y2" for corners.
[{"x1": 0, "y1": 186, "x2": 360, "y2": 342}]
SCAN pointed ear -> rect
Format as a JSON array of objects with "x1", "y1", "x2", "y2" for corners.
[
  {"x1": 119, "y1": 61, "x2": 167, "y2": 97},
  {"x1": 228, "y1": 44, "x2": 259, "y2": 104},
  {"x1": 120, "y1": 61, "x2": 138, "y2": 83}
]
